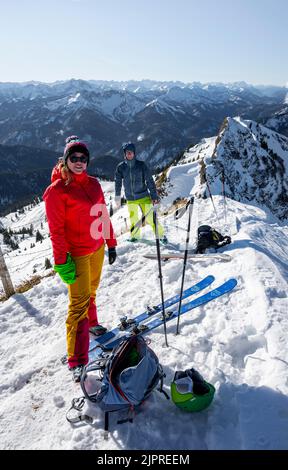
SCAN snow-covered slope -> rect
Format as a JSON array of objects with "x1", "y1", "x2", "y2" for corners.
[
  {"x1": 173, "y1": 117, "x2": 288, "y2": 221},
  {"x1": 207, "y1": 117, "x2": 288, "y2": 221},
  {"x1": 0, "y1": 165, "x2": 287, "y2": 449},
  {"x1": 161, "y1": 137, "x2": 216, "y2": 208}
]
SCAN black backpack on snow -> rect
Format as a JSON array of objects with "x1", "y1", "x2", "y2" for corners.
[{"x1": 195, "y1": 225, "x2": 231, "y2": 254}]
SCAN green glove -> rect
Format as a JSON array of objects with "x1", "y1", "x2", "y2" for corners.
[{"x1": 54, "y1": 253, "x2": 76, "y2": 284}]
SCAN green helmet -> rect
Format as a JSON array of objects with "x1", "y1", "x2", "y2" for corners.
[{"x1": 171, "y1": 368, "x2": 215, "y2": 412}]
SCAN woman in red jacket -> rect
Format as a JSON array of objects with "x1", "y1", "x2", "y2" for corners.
[{"x1": 43, "y1": 136, "x2": 117, "y2": 382}]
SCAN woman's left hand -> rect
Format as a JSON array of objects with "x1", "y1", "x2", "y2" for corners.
[{"x1": 108, "y1": 247, "x2": 117, "y2": 265}]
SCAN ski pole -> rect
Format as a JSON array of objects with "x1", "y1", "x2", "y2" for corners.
[
  {"x1": 203, "y1": 171, "x2": 220, "y2": 227},
  {"x1": 176, "y1": 197, "x2": 194, "y2": 335},
  {"x1": 153, "y1": 207, "x2": 168, "y2": 347},
  {"x1": 221, "y1": 169, "x2": 227, "y2": 225}
]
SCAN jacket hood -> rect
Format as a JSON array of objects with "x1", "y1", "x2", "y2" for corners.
[{"x1": 51, "y1": 164, "x2": 62, "y2": 183}]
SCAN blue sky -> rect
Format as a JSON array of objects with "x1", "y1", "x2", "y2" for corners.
[{"x1": 1, "y1": 0, "x2": 287, "y2": 85}]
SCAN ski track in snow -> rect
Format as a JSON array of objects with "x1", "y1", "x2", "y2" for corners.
[{"x1": 0, "y1": 191, "x2": 288, "y2": 450}]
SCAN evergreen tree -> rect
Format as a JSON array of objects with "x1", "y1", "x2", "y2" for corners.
[
  {"x1": 36, "y1": 230, "x2": 44, "y2": 243},
  {"x1": 45, "y1": 258, "x2": 52, "y2": 269}
]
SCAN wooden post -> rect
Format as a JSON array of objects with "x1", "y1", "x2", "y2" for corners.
[{"x1": 0, "y1": 245, "x2": 15, "y2": 297}]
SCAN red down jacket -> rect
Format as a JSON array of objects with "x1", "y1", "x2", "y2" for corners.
[{"x1": 43, "y1": 168, "x2": 117, "y2": 265}]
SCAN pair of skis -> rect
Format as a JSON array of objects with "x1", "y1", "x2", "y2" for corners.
[
  {"x1": 88, "y1": 275, "x2": 237, "y2": 363},
  {"x1": 91, "y1": 275, "x2": 215, "y2": 347}
]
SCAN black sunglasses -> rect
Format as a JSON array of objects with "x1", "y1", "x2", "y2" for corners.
[{"x1": 69, "y1": 155, "x2": 88, "y2": 163}]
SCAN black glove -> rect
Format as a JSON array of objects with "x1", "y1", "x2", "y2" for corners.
[{"x1": 108, "y1": 247, "x2": 117, "y2": 265}]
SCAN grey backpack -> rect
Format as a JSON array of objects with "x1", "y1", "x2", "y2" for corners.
[{"x1": 68, "y1": 335, "x2": 168, "y2": 434}]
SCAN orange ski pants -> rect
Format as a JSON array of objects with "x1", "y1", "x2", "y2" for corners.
[{"x1": 66, "y1": 244, "x2": 105, "y2": 367}]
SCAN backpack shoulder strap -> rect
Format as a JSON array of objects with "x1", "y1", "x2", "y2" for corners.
[{"x1": 157, "y1": 364, "x2": 170, "y2": 400}]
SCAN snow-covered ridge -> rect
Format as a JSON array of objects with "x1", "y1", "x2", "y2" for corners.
[
  {"x1": 170, "y1": 117, "x2": 288, "y2": 221},
  {"x1": 207, "y1": 117, "x2": 288, "y2": 221}
]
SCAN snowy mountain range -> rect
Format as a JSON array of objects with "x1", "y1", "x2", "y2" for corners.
[{"x1": 0, "y1": 79, "x2": 287, "y2": 173}]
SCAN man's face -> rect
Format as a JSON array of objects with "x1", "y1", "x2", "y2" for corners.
[{"x1": 125, "y1": 150, "x2": 135, "y2": 160}]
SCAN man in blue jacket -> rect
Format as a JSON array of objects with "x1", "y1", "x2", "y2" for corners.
[{"x1": 115, "y1": 142, "x2": 167, "y2": 242}]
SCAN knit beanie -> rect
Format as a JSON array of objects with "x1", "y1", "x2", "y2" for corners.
[{"x1": 63, "y1": 136, "x2": 90, "y2": 164}]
